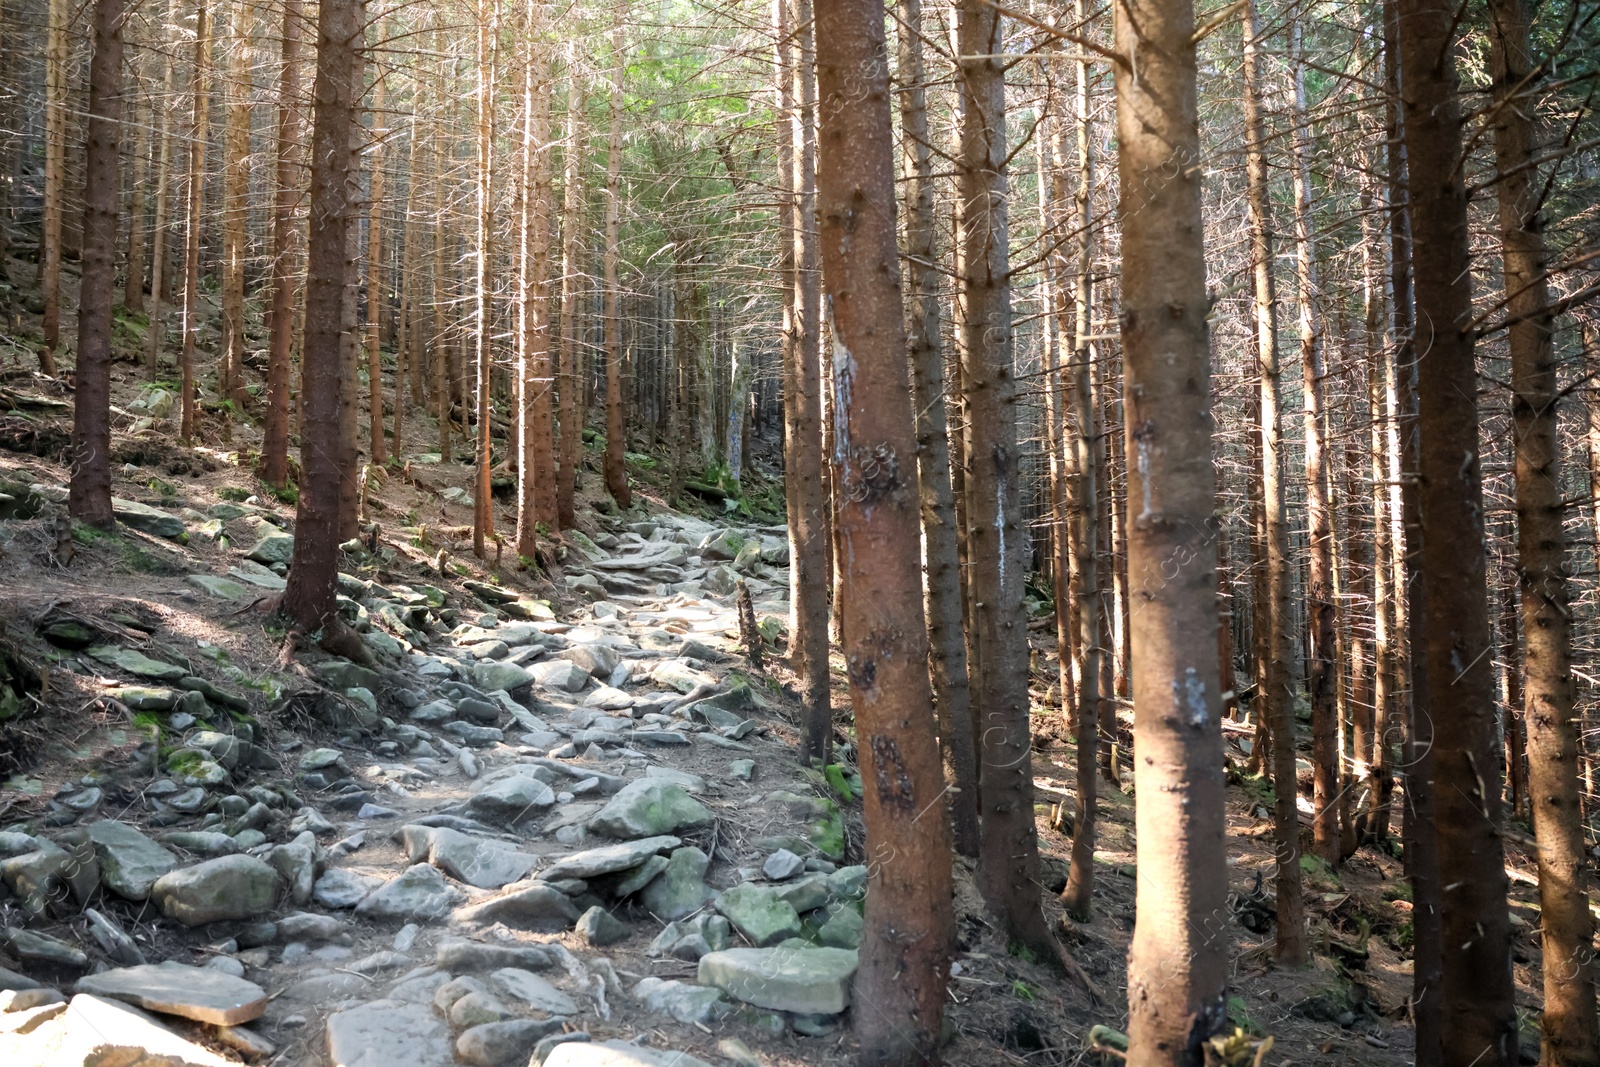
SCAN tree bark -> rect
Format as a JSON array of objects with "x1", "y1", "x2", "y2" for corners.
[
  {"x1": 1242, "y1": 0, "x2": 1304, "y2": 963},
  {"x1": 601, "y1": 7, "x2": 631, "y2": 510},
  {"x1": 813, "y1": 1, "x2": 954, "y2": 1059},
  {"x1": 1112, "y1": 0, "x2": 1231, "y2": 1060},
  {"x1": 366, "y1": 77, "x2": 387, "y2": 465},
  {"x1": 145, "y1": 0, "x2": 179, "y2": 379},
  {"x1": 1396, "y1": 0, "x2": 1517, "y2": 1060},
  {"x1": 122, "y1": 82, "x2": 148, "y2": 315},
  {"x1": 178, "y1": 0, "x2": 211, "y2": 445},
  {"x1": 263, "y1": 0, "x2": 302, "y2": 488},
  {"x1": 556, "y1": 45, "x2": 585, "y2": 531},
  {"x1": 516, "y1": 3, "x2": 557, "y2": 557},
  {"x1": 896, "y1": 0, "x2": 978, "y2": 857},
  {"x1": 219, "y1": 0, "x2": 251, "y2": 413},
  {"x1": 472, "y1": 0, "x2": 499, "y2": 558},
  {"x1": 38, "y1": 0, "x2": 66, "y2": 375},
  {"x1": 1489, "y1": 0, "x2": 1599, "y2": 1059},
  {"x1": 69, "y1": 0, "x2": 126, "y2": 530}
]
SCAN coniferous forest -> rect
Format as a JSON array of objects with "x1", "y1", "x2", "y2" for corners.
[{"x1": 0, "y1": 0, "x2": 1598, "y2": 1065}]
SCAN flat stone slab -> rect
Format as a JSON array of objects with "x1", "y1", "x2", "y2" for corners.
[
  {"x1": 185, "y1": 575, "x2": 251, "y2": 600},
  {"x1": 399, "y1": 825, "x2": 537, "y2": 890},
  {"x1": 0, "y1": 994, "x2": 234, "y2": 1067},
  {"x1": 87, "y1": 819, "x2": 179, "y2": 900},
  {"x1": 544, "y1": 1041, "x2": 715, "y2": 1067},
  {"x1": 87, "y1": 645, "x2": 185, "y2": 681},
  {"x1": 75, "y1": 961, "x2": 268, "y2": 1025},
  {"x1": 326, "y1": 998, "x2": 455, "y2": 1067},
  {"x1": 540, "y1": 836, "x2": 682, "y2": 881},
  {"x1": 698, "y1": 946, "x2": 858, "y2": 1015}
]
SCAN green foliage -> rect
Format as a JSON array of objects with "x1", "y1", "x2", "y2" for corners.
[
  {"x1": 1010, "y1": 980, "x2": 1036, "y2": 1003},
  {"x1": 147, "y1": 477, "x2": 178, "y2": 500},
  {"x1": 1226, "y1": 996, "x2": 1260, "y2": 1035},
  {"x1": 269, "y1": 482, "x2": 298, "y2": 505},
  {"x1": 1007, "y1": 941, "x2": 1041, "y2": 965},
  {"x1": 823, "y1": 762, "x2": 858, "y2": 805},
  {"x1": 812, "y1": 807, "x2": 846, "y2": 860},
  {"x1": 217, "y1": 487, "x2": 251, "y2": 502},
  {"x1": 72, "y1": 522, "x2": 109, "y2": 546}
]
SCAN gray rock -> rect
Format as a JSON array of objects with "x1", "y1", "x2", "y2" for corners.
[
  {"x1": 826, "y1": 864, "x2": 867, "y2": 902},
  {"x1": 490, "y1": 968, "x2": 579, "y2": 1015},
  {"x1": 88, "y1": 820, "x2": 179, "y2": 900},
  {"x1": 113, "y1": 498, "x2": 185, "y2": 539},
  {"x1": 544, "y1": 1041, "x2": 715, "y2": 1067},
  {"x1": 774, "y1": 872, "x2": 831, "y2": 914},
  {"x1": 728, "y1": 759, "x2": 756, "y2": 782},
  {"x1": 464, "y1": 774, "x2": 557, "y2": 825},
  {"x1": 642, "y1": 766, "x2": 707, "y2": 793},
  {"x1": 158, "y1": 831, "x2": 239, "y2": 856},
  {"x1": 697, "y1": 946, "x2": 858, "y2": 1014},
  {"x1": 266, "y1": 836, "x2": 319, "y2": 905},
  {"x1": 326, "y1": 997, "x2": 455, "y2": 1067},
  {"x1": 540, "y1": 836, "x2": 681, "y2": 880},
  {"x1": 83, "y1": 907, "x2": 145, "y2": 965},
  {"x1": 612, "y1": 854, "x2": 669, "y2": 897},
  {"x1": 455, "y1": 697, "x2": 504, "y2": 723},
  {"x1": 455, "y1": 882, "x2": 580, "y2": 931},
  {"x1": 583, "y1": 685, "x2": 633, "y2": 710},
  {"x1": 457, "y1": 1019, "x2": 568, "y2": 1067},
  {"x1": 314, "y1": 867, "x2": 382, "y2": 908},
  {"x1": 474, "y1": 660, "x2": 536, "y2": 693},
  {"x1": 277, "y1": 912, "x2": 345, "y2": 941},
  {"x1": 74, "y1": 961, "x2": 267, "y2": 1025},
  {"x1": 815, "y1": 903, "x2": 863, "y2": 948},
  {"x1": 443, "y1": 721, "x2": 504, "y2": 747},
  {"x1": 245, "y1": 529, "x2": 295, "y2": 565},
  {"x1": 588, "y1": 779, "x2": 713, "y2": 840},
  {"x1": 646, "y1": 913, "x2": 730, "y2": 962},
  {"x1": 713, "y1": 883, "x2": 802, "y2": 946},
  {"x1": 435, "y1": 937, "x2": 554, "y2": 972},
  {"x1": 575, "y1": 906, "x2": 629, "y2": 947},
  {"x1": 0, "y1": 927, "x2": 87, "y2": 969},
  {"x1": 106, "y1": 685, "x2": 180, "y2": 711},
  {"x1": 87, "y1": 645, "x2": 185, "y2": 681},
  {"x1": 354, "y1": 863, "x2": 465, "y2": 923},
  {"x1": 0, "y1": 841, "x2": 70, "y2": 915},
  {"x1": 698, "y1": 529, "x2": 744, "y2": 561},
  {"x1": 151, "y1": 855, "x2": 281, "y2": 926},
  {"x1": 533, "y1": 661, "x2": 590, "y2": 693},
  {"x1": 732, "y1": 540, "x2": 763, "y2": 575},
  {"x1": 631, "y1": 977, "x2": 726, "y2": 1025},
  {"x1": 450, "y1": 990, "x2": 515, "y2": 1028},
  {"x1": 762, "y1": 848, "x2": 804, "y2": 881},
  {"x1": 639, "y1": 846, "x2": 714, "y2": 921},
  {"x1": 31, "y1": 994, "x2": 238, "y2": 1067},
  {"x1": 186, "y1": 575, "x2": 251, "y2": 600},
  {"x1": 315, "y1": 660, "x2": 383, "y2": 692},
  {"x1": 558, "y1": 644, "x2": 620, "y2": 678},
  {"x1": 399, "y1": 825, "x2": 537, "y2": 889}
]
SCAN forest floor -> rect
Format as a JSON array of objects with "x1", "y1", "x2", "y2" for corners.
[{"x1": 0, "y1": 252, "x2": 1560, "y2": 1066}]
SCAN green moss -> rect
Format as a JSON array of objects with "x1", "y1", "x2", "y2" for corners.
[{"x1": 217, "y1": 486, "x2": 251, "y2": 502}]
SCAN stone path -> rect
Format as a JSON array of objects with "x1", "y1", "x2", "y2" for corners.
[{"x1": 1, "y1": 509, "x2": 864, "y2": 1067}]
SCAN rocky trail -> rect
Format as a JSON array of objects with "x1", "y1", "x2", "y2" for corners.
[{"x1": 0, "y1": 473, "x2": 901, "y2": 1067}]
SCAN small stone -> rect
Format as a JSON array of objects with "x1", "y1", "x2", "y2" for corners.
[
  {"x1": 612, "y1": 854, "x2": 669, "y2": 897},
  {"x1": 393, "y1": 924, "x2": 420, "y2": 952},
  {"x1": 631, "y1": 976, "x2": 726, "y2": 1025},
  {"x1": 75, "y1": 961, "x2": 269, "y2": 1025},
  {"x1": 791, "y1": 1011, "x2": 843, "y2": 1037},
  {"x1": 455, "y1": 882, "x2": 580, "y2": 931},
  {"x1": 457, "y1": 1019, "x2": 567, "y2": 1067},
  {"x1": 639, "y1": 846, "x2": 714, "y2": 921},
  {"x1": 815, "y1": 903, "x2": 863, "y2": 949},
  {"x1": 450, "y1": 990, "x2": 515, "y2": 1028},
  {"x1": 490, "y1": 968, "x2": 579, "y2": 1015},
  {"x1": 113, "y1": 498, "x2": 186, "y2": 539},
  {"x1": 107, "y1": 685, "x2": 181, "y2": 711},
  {"x1": 728, "y1": 759, "x2": 756, "y2": 781},
  {"x1": 576, "y1": 906, "x2": 629, "y2": 947},
  {"x1": 0, "y1": 927, "x2": 88, "y2": 970},
  {"x1": 532, "y1": 661, "x2": 590, "y2": 693},
  {"x1": 714, "y1": 883, "x2": 802, "y2": 946},
  {"x1": 245, "y1": 529, "x2": 294, "y2": 565},
  {"x1": 435, "y1": 937, "x2": 554, "y2": 972},
  {"x1": 540, "y1": 836, "x2": 682, "y2": 881},
  {"x1": 399, "y1": 824, "x2": 537, "y2": 889},
  {"x1": 87, "y1": 645, "x2": 186, "y2": 681},
  {"x1": 647, "y1": 914, "x2": 731, "y2": 962},
  {"x1": 38, "y1": 994, "x2": 240, "y2": 1066},
  {"x1": 475, "y1": 660, "x2": 536, "y2": 694},
  {"x1": 762, "y1": 849, "x2": 803, "y2": 881},
  {"x1": 354, "y1": 863, "x2": 465, "y2": 923},
  {"x1": 588, "y1": 779, "x2": 712, "y2": 840},
  {"x1": 313, "y1": 867, "x2": 383, "y2": 909}
]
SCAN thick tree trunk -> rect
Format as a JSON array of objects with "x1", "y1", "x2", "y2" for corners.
[
  {"x1": 262, "y1": 0, "x2": 302, "y2": 488},
  {"x1": 69, "y1": 0, "x2": 125, "y2": 530},
  {"x1": 813, "y1": 2, "x2": 954, "y2": 1060},
  {"x1": 281, "y1": 0, "x2": 363, "y2": 637},
  {"x1": 601, "y1": 9, "x2": 630, "y2": 510},
  {"x1": 516, "y1": 6, "x2": 557, "y2": 558},
  {"x1": 178, "y1": 1, "x2": 210, "y2": 445},
  {"x1": 556, "y1": 47, "x2": 585, "y2": 531},
  {"x1": 1112, "y1": 0, "x2": 1232, "y2": 1061},
  {"x1": 1396, "y1": 0, "x2": 1517, "y2": 1061},
  {"x1": 1489, "y1": 0, "x2": 1599, "y2": 1059},
  {"x1": 896, "y1": 0, "x2": 978, "y2": 857},
  {"x1": 957, "y1": 0, "x2": 1051, "y2": 957},
  {"x1": 1241, "y1": 0, "x2": 1304, "y2": 964}
]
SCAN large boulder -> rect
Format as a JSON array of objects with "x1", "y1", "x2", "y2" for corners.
[
  {"x1": 88, "y1": 821, "x2": 179, "y2": 901},
  {"x1": 354, "y1": 864, "x2": 465, "y2": 924},
  {"x1": 588, "y1": 779, "x2": 713, "y2": 840},
  {"x1": 151, "y1": 856, "x2": 280, "y2": 925},
  {"x1": 712, "y1": 883, "x2": 801, "y2": 946},
  {"x1": 112, "y1": 499, "x2": 185, "y2": 540},
  {"x1": 540, "y1": 836, "x2": 682, "y2": 881},
  {"x1": 697, "y1": 946, "x2": 858, "y2": 1014},
  {"x1": 464, "y1": 774, "x2": 557, "y2": 827},
  {"x1": 399, "y1": 825, "x2": 536, "y2": 890},
  {"x1": 245, "y1": 529, "x2": 295, "y2": 566},
  {"x1": 638, "y1": 846, "x2": 714, "y2": 921}
]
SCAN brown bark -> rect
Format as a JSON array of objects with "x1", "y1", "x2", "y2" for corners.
[
  {"x1": 262, "y1": 0, "x2": 302, "y2": 488},
  {"x1": 1396, "y1": 0, "x2": 1517, "y2": 1060},
  {"x1": 38, "y1": 0, "x2": 66, "y2": 375},
  {"x1": 281, "y1": 0, "x2": 363, "y2": 636},
  {"x1": 472, "y1": 0, "x2": 499, "y2": 558},
  {"x1": 145, "y1": 0, "x2": 178, "y2": 378},
  {"x1": 601, "y1": 8, "x2": 630, "y2": 510},
  {"x1": 219, "y1": 0, "x2": 250, "y2": 412},
  {"x1": 122, "y1": 84, "x2": 148, "y2": 315},
  {"x1": 1489, "y1": 0, "x2": 1599, "y2": 1059},
  {"x1": 516, "y1": 5, "x2": 557, "y2": 554},
  {"x1": 556, "y1": 46, "x2": 585, "y2": 531},
  {"x1": 366, "y1": 78, "x2": 387, "y2": 466},
  {"x1": 896, "y1": 0, "x2": 978, "y2": 857},
  {"x1": 1112, "y1": 0, "x2": 1231, "y2": 1060},
  {"x1": 1241, "y1": 0, "x2": 1304, "y2": 964},
  {"x1": 69, "y1": 0, "x2": 126, "y2": 530},
  {"x1": 178, "y1": 0, "x2": 211, "y2": 445},
  {"x1": 813, "y1": 1, "x2": 954, "y2": 1060}
]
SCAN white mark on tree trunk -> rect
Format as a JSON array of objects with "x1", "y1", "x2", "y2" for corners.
[
  {"x1": 1177, "y1": 666, "x2": 1207, "y2": 727},
  {"x1": 824, "y1": 295, "x2": 855, "y2": 466}
]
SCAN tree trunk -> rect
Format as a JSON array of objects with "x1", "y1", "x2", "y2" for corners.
[
  {"x1": 897, "y1": 0, "x2": 978, "y2": 858},
  {"x1": 145, "y1": 0, "x2": 178, "y2": 379},
  {"x1": 1489, "y1": 0, "x2": 1599, "y2": 1059},
  {"x1": 281, "y1": 0, "x2": 363, "y2": 637},
  {"x1": 366, "y1": 78, "x2": 387, "y2": 465},
  {"x1": 178, "y1": 0, "x2": 210, "y2": 445},
  {"x1": 516, "y1": 4, "x2": 557, "y2": 557},
  {"x1": 219, "y1": 0, "x2": 250, "y2": 413},
  {"x1": 38, "y1": 0, "x2": 66, "y2": 375},
  {"x1": 69, "y1": 0, "x2": 125, "y2": 530},
  {"x1": 122, "y1": 83, "x2": 148, "y2": 315},
  {"x1": 813, "y1": 1, "x2": 954, "y2": 1059},
  {"x1": 472, "y1": 0, "x2": 499, "y2": 558},
  {"x1": 1113, "y1": 0, "x2": 1231, "y2": 1060},
  {"x1": 556, "y1": 46, "x2": 585, "y2": 531},
  {"x1": 1242, "y1": 0, "x2": 1304, "y2": 963},
  {"x1": 1396, "y1": 0, "x2": 1517, "y2": 1060},
  {"x1": 601, "y1": 8, "x2": 630, "y2": 510},
  {"x1": 263, "y1": 0, "x2": 302, "y2": 488}
]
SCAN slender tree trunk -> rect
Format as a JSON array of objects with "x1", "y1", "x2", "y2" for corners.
[
  {"x1": 123, "y1": 83, "x2": 148, "y2": 315},
  {"x1": 1113, "y1": 0, "x2": 1231, "y2": 1060},
  {"x1": 366, "y1": 78, "x2": 387, "y2": 465},
  {"x1": 556, "y1": 46, "x2": 585, "y2": 531},
  {"x1": 69, "y1": 0, "x2": 125, "y2": 529},
  {"x1": 263, "y1": 0, "x2": 302, "y2": 487},
  {"x1": 145, "y1": 0, "x2": 178, "y2": 378},
  {"x1": 431, "y1": 55, "x2": 450, "y2": 463},
  {"x1": 394, "y1": 117, "x2": 419, "y2": 450},
  {"x1": 219, "y1": 0, "x2": 250, "y2": 413},
  {"x1": 38, "y1": 0, "x2": 66, "y2": 375},
  {"x1": 601, "y1": 7, "x2": 630, "y2": 509},
  {"x1": 813, "y1": 2, "x2": 954, "y2": 1060},
  {"x1": 896, "y1": 0, "x2": 977, "y2": 857},
  {"x1": 1489, "y1": 0, "x2": 1599, "y2": 1059},
  {"x1": 281, "y1": 0, "x2": 364, "y2": 641},
  {"x1": 1499, "y1": 577, "x2": 1527, "y2": 816},
  {"x1": 516, "y1": 5, "x2": 557, "y2": 557},
  {"x1": 178, "y1": 0, "x2": 210, "y2": 445},
  {"x1": 472, "y1": 0, "x2": 499, "y2": 558},
  {"x1": 1396, "y1": 0, "x2": 1516, "y2": 1060}
]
